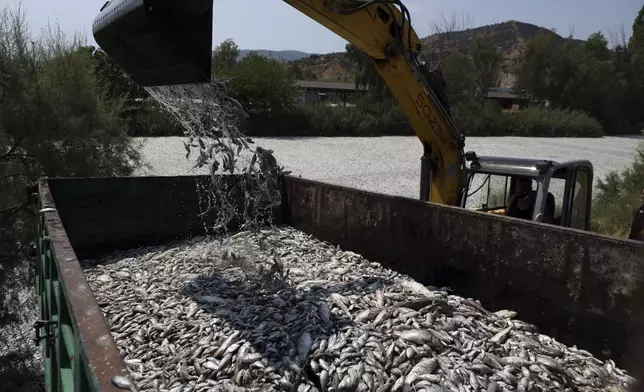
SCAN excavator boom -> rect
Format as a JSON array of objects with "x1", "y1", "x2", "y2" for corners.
[{"x1": 92, "y1": 0, "x2": 466, "y2": 205}]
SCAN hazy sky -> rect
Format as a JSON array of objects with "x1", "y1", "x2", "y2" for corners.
[{"x1": 3, "y1": 0, "x2": 642, "y2": 53}]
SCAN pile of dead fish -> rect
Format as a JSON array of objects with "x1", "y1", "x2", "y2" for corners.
[{"x1": 83, "y1": 227, "x2": 635, "y2": 392}]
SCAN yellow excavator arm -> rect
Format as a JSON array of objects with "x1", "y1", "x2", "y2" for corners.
[
  {"x1": 281, "y1": 0, "x2": 465, "y2": 205},
  {"x1": 92, "y1": 0, "x2": 466, "y2": 205}
]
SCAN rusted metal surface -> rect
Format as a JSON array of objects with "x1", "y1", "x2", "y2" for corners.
[
  {"x1": 46, "y1": 175, "x2": 271, "y2": 259},
  {"x1": 283, "y1": 175, "x2": 644, "y2": 369},
  {"x1": 38, "y1": 179, "x2": 130, "y2": 391}
]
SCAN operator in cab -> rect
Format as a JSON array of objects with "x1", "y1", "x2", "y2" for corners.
[
  {"x1": 543, "y1": 192, "x2": 557, "y2": 225},
  {"x1": 504, "y1": 177, "x2": 536, "y2": 220},
  {"x1": 628, "y1": 187, "x2": 644, "y2": 241}
]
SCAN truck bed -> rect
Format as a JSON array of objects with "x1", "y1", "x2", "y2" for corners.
[{"x1": 36, "y1": 175, "x2": 644, "y2": 391}]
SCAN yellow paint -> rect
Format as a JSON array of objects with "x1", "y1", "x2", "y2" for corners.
[{"x1": 282, "y1": 0, "x2": 464, "y2": 206}]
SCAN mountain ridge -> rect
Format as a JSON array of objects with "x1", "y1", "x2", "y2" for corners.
[
  {"x1": 236, "y1": 21, "x2": 586, "y2": 87},
  {"x1": 237, "y1": 49, "x2": 314, "y2": 62}
]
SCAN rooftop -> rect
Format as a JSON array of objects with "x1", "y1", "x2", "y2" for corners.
[
  {"x1": 295, "y1": 80, "x2": 365, "y2": 91},
  {"x1": 296, "y1": 81, "x2": 527, "y2": 100},
  {"x1": 468, "y1": 154, "x2": 592, "y2": 177}
]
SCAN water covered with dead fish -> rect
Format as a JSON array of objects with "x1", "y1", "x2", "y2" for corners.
[{"x1": 82, "y1": 227, "x2": 635, "y2": 392}]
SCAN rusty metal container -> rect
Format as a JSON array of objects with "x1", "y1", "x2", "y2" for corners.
[{"x1": 35, "y1": 175, "x2": 644, "y2": 391}]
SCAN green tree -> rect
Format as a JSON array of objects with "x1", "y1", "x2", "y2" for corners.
[
  {"x1": 517, "y1": 28, "x2": 641, "y2": 134},
  {"x1": 213, "y1": 38, "x2": 240, "y2": 75},
  {"x1": 576, "y1": 33, "x2": 627, "y2": 132},
  {"x1": 439, "y1": 36, "x2": 501, "y2": 135},
  {"x1": 288, "y1": 62, "x2": 303, "y2": 80},
  {"x1": 584, "y1": 32, "x2": 611, "y2": 61},
  {"x1": 0, "y1": 7, "x2": 141, "y2": 388},
  {"x1": 517, "y1": 32, "x2": 580, "y2": 109},
  {"x1": 443, "y1": 36, "x2": 500, "y2": 106},
  {"x1": 344, "y1": 43, "x2": 390, "y2": 101},
  {"x1": 629, "y1": 6, "x2": 644, "y2": 72},
  {"x1": 78, "y1": 45, "x2": 181, "y2": 137},
  {"x1": 81, "y1": 46, "x2": 145, "y2": 102},
  {"x1": 228, "y1": 52, "x2": 297, "y2": 114},
  {"x1": 593, "y1": 145, "x2": 644, "y2": 236},
  {"x1": 628, "y1": 6, "x2": 644, "y2": 129},
  {"x1": 469, "y1": 37, "x2": 500, "y2": 99}
]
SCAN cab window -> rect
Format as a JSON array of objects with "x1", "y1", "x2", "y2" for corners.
[
  {"x1": 465, "y1": 174, "x2": 519, "y2": 211},
  {"x1": 465, "y1": 174, "x2": 540, "y2": 218},
  {"x1": 568, "y1": 168, "x2": 591, "y2": 230},
  {"x1": 546, "y1": 176, "x2": 566, "y2": 225}
]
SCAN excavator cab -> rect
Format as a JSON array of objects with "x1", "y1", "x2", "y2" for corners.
[{"x1": 462, "y1": 152, "x2": 593, "y2": 230}]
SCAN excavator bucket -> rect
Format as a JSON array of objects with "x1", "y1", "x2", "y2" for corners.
[{"x1": 92, "y1": 0, "x2": 214, "y2": 87}]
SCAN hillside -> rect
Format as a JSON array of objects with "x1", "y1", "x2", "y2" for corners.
[
  {"x1": 290, "y1": 52, "x2": 356, "y2": 82},
  {"x1": 284, "y1": 21, "x2": 584, "y2": 87},
  {"x1": 421, "y1": 21, "x2": 584, "y2": 87},
  {"x1": 238, "y1": 49, "x2": 313, "y2": 62}
]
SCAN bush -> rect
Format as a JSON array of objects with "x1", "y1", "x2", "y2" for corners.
[
  {"x1": 129, "y1": 99, "x2": 606, "y2": 138},
  {"x1": 592, "y1": 145, "x2": 644, "y2": 236},
  {"x1": 125, "y1": 101, "x2": 183, "y2": 137},
  {"x1": 0, "y1": 7, "x2": 141, "y2": 387},
  {"x1": 234, "y1": 102, "x2": 606, "y2": 138},
  {"x1": 452, "y1": 102, "x2": 605, "y2": 137},
  {"x1": 452, "y1": 100, "x2": 507, "y2": 136},
  {"x1": 243, "y1": 104, "x2": 412, "y2": 137},
  {"x1": 303, "y1": 104, "x2": 411, "y2": 136},
  {"x1": 502, "y1": 107, "x2": 604, "y2": 137}
]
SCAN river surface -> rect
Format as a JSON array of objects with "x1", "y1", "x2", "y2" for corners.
[{"x1": 135, "y1": 136, "x2": 642, "y2": 199}]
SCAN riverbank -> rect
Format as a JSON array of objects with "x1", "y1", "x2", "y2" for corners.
[{"x1": 134, "y1": 136, "x2": 641, "y2": 200}]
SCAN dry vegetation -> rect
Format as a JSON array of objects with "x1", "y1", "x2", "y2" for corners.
[{"x1": 292, "y1": 20, "x2": 581, "y2": 87}]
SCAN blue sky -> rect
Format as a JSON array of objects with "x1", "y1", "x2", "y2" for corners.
[{"x1": 2, "y1": 0, "x2": 642, "y2": 53}]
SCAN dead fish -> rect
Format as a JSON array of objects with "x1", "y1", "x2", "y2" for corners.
[
  {"x1": 394, "y1": 329, "x2": 443, "y2": 349},
  {"x1": 494, "y1": 310, "x2": 517, "y2": 319},
  {"x1": 111, "y1": 375, "x2": 135, "y2": 390},
  {"x1": 400, "y1": 280, "x2": 440, "y2": 299},
  {"x1": 320, "y1": 370, "x2": 329, "y2": 392},
  {"x1": 405, "y1": 358, "x2": 438, "y2": 387},
  {"x1": 338, "y1": 368, "x2": 359, "y2": 391},
  {"x1": 489, "y1": 326, "x2": 512, "y2": 344},
  {"x1": 299, "y1": 332, "x2": 313, "y2": 363},
  {"x1": 83, "y1": 226, "x2": 635, "y2": 392}
]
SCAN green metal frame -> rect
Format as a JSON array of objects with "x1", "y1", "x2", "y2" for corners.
[
  {"x1": 35, "y1": 179, "x2": 132, "y2": 392},
  {"x1": 36, "y1": 209, "x2": 93, "y2": 392}
]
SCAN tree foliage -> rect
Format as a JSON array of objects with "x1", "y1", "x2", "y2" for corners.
[
  {"x1": 79, "y1": 45, "x2": 179, "y2": 137},
  {"x1": 344, "y1": 43, "x2": 390, "y2": 101},
  {"x1": 81, "y1": 46, "x2": 145, "y2": 102},
  {"x1": 517, "y1": 8, "x2": 644, "y2": 135},
  {"x1": 212, "y1": 39, "x2": 240, "y2": 74},
  {"x1": 593, "y1": 145, "x2": 644, "y2": 236},
  {"x1": 0, "y1": 6, "x2": 141, "y2": 387},
  {"x1": 342, "y1": 36, "x2": 601, "y2": 137},
  {"x1": 442, "y1": 36, "x2": 500, "y2": 108},
  {"x1": 211, "y1": 44, "x2": 297, "y2": 115}
]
